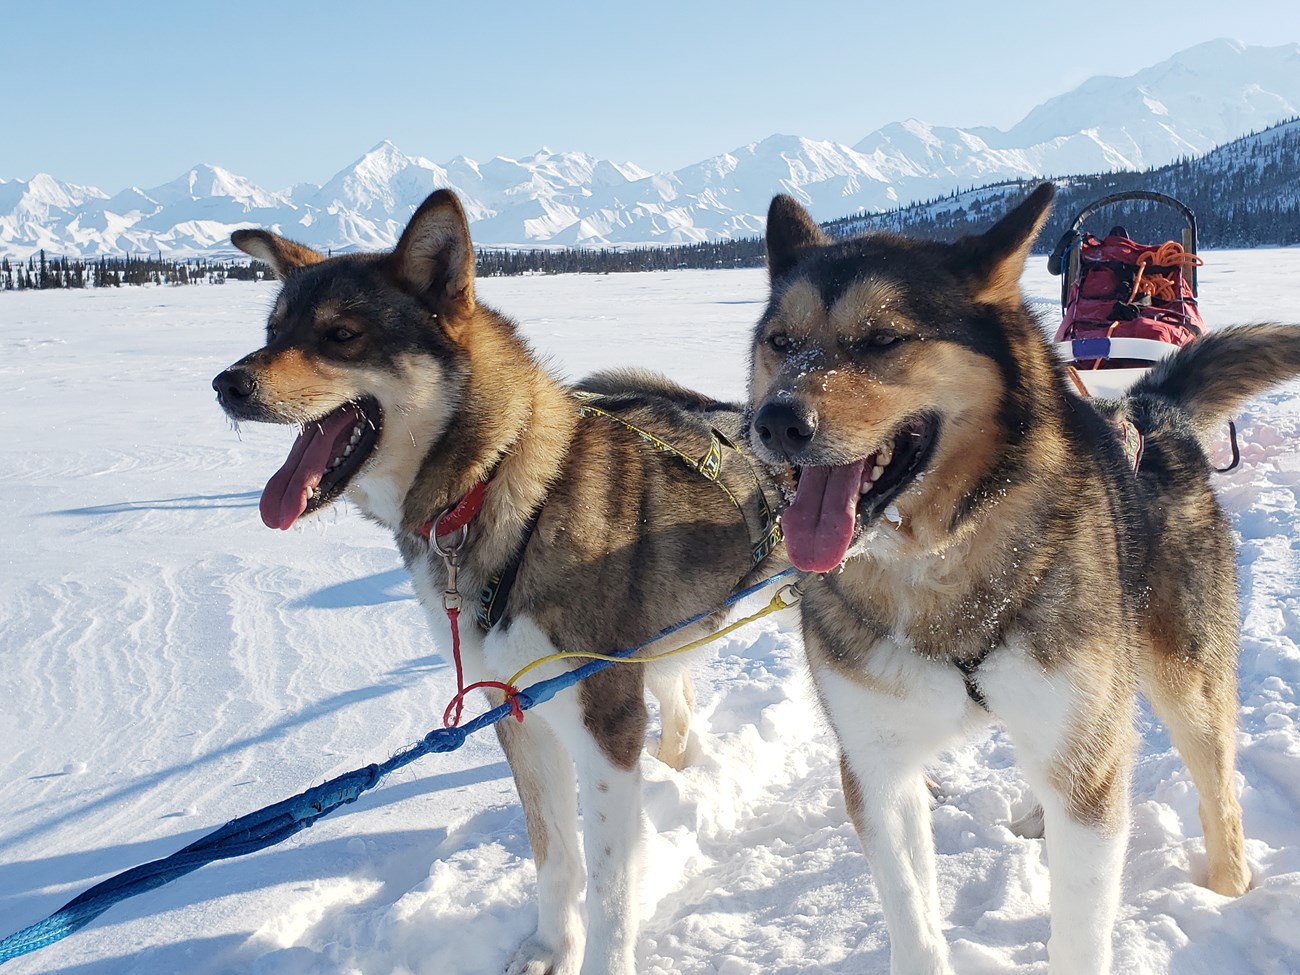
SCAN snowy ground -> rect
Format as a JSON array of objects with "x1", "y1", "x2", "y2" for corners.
[{"x1": 3, "y1": 253, "x2": 1300, "y2": 974}]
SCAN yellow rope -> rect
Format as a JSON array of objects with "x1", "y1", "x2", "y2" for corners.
[{"x1": 505, "y1": 584, "x2": 802, "y2": 688}]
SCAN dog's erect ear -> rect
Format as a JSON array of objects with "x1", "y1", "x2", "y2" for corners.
[
  {"x1": 392, "y1": 189, "x2": 476, "y2": 315},
  {"x1": 766, "y1": 195, "x2": 828, "y2": 282},
  {"x1": 950, "y1": 182, "x2": 1056, "y2": 305},
  {"x1": 230, "y1": 230, "x2": 326, "y2": 280}
]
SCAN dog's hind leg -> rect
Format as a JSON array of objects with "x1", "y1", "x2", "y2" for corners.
[
  {"x1": 1141, "y1": 633, "x2": 1251, "y2": 896},
  {"x1": 496, "y1": 710, "x2": 586, "y2": 975},
  {"x1": 646, "y1": 661, "x2": 695, "y2": 771},
  {"x1": 1139, "y1": 429, "x2": 1251, "y2": 895},
  {"x1": 983, "y1": 648, "x2": 1133, "y2": 975}
]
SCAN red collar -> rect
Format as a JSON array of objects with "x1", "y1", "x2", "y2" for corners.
[{"x1": 416, "y1": 480, "x2": 488, "y2": 540}]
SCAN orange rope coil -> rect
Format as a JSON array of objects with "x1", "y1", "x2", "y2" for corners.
[{"x1": 1127, "y1": 241, "x2": 1203, "y2": 303}]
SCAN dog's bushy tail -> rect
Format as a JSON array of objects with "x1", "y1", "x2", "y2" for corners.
[{"x1": 1129, "y1": 323, "x2": 1300, "y2": 441}]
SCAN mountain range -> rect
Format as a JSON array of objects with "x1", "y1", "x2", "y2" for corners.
[
  {"x1": 827, "y1": 116, "x2": 1300, "y2": 251},
  {"x1": 2, "y1": 38, "x2": 1298, "y2": 260}
]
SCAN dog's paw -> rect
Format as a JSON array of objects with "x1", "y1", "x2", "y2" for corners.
[
  {"x1": 655, "y1": 730, "x2": 702, "y2": 771},
  {"x1": 1207, "y1": 860, "x2": 1252, "y2": 897},
  {"x1": 654, "y1": 737, "x2": 689, "y2": 771},
  {"x1": 1008, "y1": 804, "x2": 1046, "y2": 839},
  {"x1": 506, "y1": 935, "x2": 578, "y2": 975}
]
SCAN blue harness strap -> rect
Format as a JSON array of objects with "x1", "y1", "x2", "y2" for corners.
[{"x1": 0, "y1": 566, "x2": 798, "y2": 965}]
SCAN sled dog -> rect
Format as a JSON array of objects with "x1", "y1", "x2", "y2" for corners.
[
  {"x1": 746, "y1": 182, "x2": 1300, "y2": 973},
  {"x1": 213, "y1": 189, "x2": 785, "y2": 975}
]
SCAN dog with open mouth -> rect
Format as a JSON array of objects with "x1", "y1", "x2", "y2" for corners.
[
  {"x1": 213, "y1": 189, "x2": 787, "y2": 975},
  {"x1": 748, "y1": 182, "x2": 1300, "y2": 973}
]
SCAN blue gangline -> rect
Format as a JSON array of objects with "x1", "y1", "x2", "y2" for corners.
[{"x1": 0, "y1": 566, "x2": 797, "y2": 964}]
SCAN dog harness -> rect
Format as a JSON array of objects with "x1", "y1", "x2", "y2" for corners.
[
  {"x1": 417, "y1": 392, "x2": 785, "y2": 727},
  {"x1": 571, "y1": 390, "x2": 784, "y2": 570},
  {"x1": 420, "y1": 390, "x2": 784, "y2": 634},
  {"x1": 476, "y1": 511, "x2": 540, "y2": 630},
  {"x1": 1064, "y1": 364, "x2": 1240, "y2": 474}
]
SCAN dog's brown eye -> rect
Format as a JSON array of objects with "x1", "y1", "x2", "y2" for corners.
[
  {"x1": 869, "y1": 330, "x2": 901, "y2": 347},
  {"x1": 328, "y1": 326, "x2": 359, "y2": 343},
  {"x1": 768, "y1": 332, "x2": 791, "y2": 351}
]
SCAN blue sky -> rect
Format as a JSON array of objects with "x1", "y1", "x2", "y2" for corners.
[{"x1": 6, "y1": 0, "x2": 1300, "y2": 193}]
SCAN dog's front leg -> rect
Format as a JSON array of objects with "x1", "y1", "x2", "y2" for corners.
[
  {"x1": 497, "y1": 711, "x2": 586, "y2": 975},
  {"x1": 816, "y1": 665, "x2": 964, "y2": 975},
  {"x1": 573, "y1": 730, "x2": 642, "y2": 975},
  {"x1": 1034, "y1": 784, "x2": 1128, "y2": 975},
  {"x1": 543, "y1": 669, "x2": 648, "y2": 975},
  {"x1": 847, "y1": 760, "x2": 952, "y2": 974},
  {"x1": 981, "y1": 646, "x2": 1134, "y2": 975}
]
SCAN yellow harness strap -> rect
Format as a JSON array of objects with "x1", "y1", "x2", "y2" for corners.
[{"x1": 572, "y1": 390, "x2": 783, "y2": 568}]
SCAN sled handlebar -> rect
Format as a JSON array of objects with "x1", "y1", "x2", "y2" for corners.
[
  {"x1": 1048, "y1": 191, "x2": 1199, "y2": 274},
  {"x1": 1064, "y1": 191, "x2": 1198, "y2": 240}
]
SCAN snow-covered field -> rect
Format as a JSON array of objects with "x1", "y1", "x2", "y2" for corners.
[{"x1": 3, "y1": 254, "x2": 1300, "y2": 974}]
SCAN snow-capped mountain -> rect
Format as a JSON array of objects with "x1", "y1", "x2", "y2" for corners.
[
  {"x1": 999, "y1": 37, "x2": 1300, "y2": 158},
  {"x1": 2, "y1": 39, "x2": 1298, "y2": 259},
  {"x1": 830, "y1": 116, "x2": 1300, "y2": 250}
]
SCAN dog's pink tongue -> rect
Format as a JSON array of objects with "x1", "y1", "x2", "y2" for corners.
[
  {"x1": 782, "y1": 461, "x2": 866, "y2": 573},
  {"x1": 259, "y1": 409, "x2": 355, "y2": 530}
]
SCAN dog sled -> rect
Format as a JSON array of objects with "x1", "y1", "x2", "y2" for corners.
[{"x1": 1049, "y1": 190, "x2": 1205, "y2": 399}]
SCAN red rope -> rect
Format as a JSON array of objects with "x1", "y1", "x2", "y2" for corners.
[
  {"x1": 419, "y1": 477, "x2": 524, "y2": 727},
  {"x1": 440, "y1": 605, "x2": 523, "y2": 728}
]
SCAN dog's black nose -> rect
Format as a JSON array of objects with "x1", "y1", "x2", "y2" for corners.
[
  {"x1": 754, "y1": 401, "x2": 818, "y2": 457},
  {"x1": 213, "y1": 367, "x2": 257, "y2": 404}
]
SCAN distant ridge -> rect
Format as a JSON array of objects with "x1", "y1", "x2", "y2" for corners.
[{"x1": 828, "y1": 116, "x2": 1300, "y2": 250}]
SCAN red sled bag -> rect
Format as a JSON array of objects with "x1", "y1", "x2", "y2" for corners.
[{"x1": 1048, "y1": 191, "x2": 1205, "y2": 397}]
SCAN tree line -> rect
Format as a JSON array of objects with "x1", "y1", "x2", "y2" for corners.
[
  {"x1": 0, "y1": 253, "x2": 275, "y2": 290},
  {"x1": 0, "y1": 239, "x2": 767, "y2": 292},
  {"x1": 475, "y1": 238, "x2": 765, "y2": 276}
]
